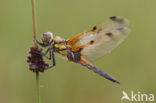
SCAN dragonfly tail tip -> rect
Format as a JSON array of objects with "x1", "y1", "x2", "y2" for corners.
[{"x1": 115, "y1": 80, "x2": 120, "y2": 84}]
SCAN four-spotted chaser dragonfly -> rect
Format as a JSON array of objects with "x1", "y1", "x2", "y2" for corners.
[{"x1": 36, "y1": 16, "x2": 130, "y2": 84}]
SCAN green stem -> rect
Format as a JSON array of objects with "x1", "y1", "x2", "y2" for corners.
[
  {"x1": 36, "y1": 72, "x2": 40, "y2": 103},
  {"x1": 31, "y1": 0, "x2": 40, "y2": 103}
]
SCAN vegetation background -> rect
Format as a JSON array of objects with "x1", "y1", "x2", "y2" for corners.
[{"x1": 0, "y1": 0, "x2": 156, "y2": 103}]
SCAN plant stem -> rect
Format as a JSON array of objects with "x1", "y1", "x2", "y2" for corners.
[
  {"x1": 31, "y1": 0, "x2": 37, "y2": 45},
  {"x1": 31, "y1": 0, "x2": 40, "y2": 103},
  {"x1": 36, "y1": 72, "x2": 40, "y2": 103}
]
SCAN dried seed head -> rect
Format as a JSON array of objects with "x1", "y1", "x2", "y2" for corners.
[{"x1": 27, "y1": 45, "x2": 49, "y2": 72}]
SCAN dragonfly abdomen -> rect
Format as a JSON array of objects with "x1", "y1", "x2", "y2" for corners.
[
  {"x1": 88, "y1": 64, "x2": 120, "y2": 84},
  {"x1": 79, "y1": 58, "x2": 120, "y2": 84}
]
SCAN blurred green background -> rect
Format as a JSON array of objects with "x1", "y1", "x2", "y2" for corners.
[{"x1": 0, "y1": 0, "x2": 156, "y2": 103}]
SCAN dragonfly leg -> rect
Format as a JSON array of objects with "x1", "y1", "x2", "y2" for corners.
[
  {"x1": 79, "y1": 57, "x2": 120, "y2": 84},
  {"x1": 42, "y1": 48, "x2": 51, "y2": 60},
  {"x1": 45, "y1": 51, "x2": 56, "y2": 70},
  {"x1": 36, "y1": 39, "x2": 53, "y2": 47},
  {"x1": 33, "y1": 47, "x2": 51, "y2": 60}
]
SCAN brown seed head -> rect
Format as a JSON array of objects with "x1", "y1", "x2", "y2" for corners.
[{"x1": 27, "y1": 45, "x2": 49, "y2": 72}]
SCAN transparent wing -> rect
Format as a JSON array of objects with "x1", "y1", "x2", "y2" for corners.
[
  {"x1": 67, "y1": 16, "x2": 130, "y2": 61},
  {"x1": 82, "y1": 27, "x2": 130, "y2": 61},
  {"x1": 67, "y1": 16, "x2": 130, "y2": 47}
]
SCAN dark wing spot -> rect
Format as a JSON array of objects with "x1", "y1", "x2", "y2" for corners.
[
  {"x1": 92, "y1": 26, "x2": 97, "y2": 31},
  {"x1": 110, "y1": 16, "x2": 124, "y2": 23},
  {"x1": 106, "y1": 32, "x2": 113, "y2": 37},
  {"x1": 110, "y1": 16, "x2": 117, "y2": 21},
  {"x1": 90, "y1": 40, "x2": 94, "y2": 44}
]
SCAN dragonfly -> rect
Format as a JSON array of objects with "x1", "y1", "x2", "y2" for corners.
[{"x1": 36, "y1": 16, "x2": 130, "y2": 84}]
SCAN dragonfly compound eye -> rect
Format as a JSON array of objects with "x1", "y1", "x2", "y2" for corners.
[{"x1": 41, "y1": 32, "x2": 53, "y2": 44}]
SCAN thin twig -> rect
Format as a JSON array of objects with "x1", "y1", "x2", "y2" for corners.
[{"x1": 31, "y1": 0, "x2": 37, "y2": 45}]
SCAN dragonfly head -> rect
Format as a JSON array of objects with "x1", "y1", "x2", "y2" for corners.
[{"x1": 40, "y1": 32, "x2": 53, "y2": 45}]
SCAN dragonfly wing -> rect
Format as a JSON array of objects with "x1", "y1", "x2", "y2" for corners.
[
  {"x1": 82, "y1": 26, "x2": 130, "y2": 61},
  {"x1": 67, "y1": 16, "x2": 130, "y2": 47}
]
